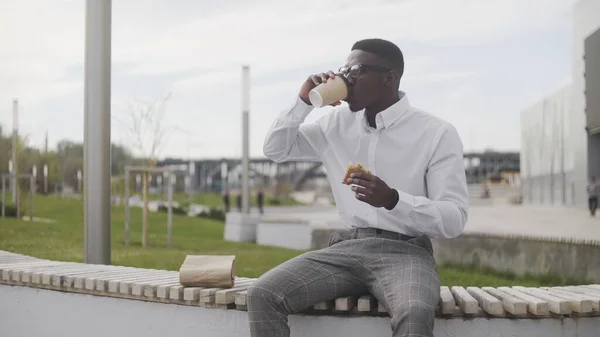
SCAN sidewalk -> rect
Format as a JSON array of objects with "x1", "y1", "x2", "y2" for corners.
[{"x1": 464, "y1": 205, "x2": 600, "y2": 241}]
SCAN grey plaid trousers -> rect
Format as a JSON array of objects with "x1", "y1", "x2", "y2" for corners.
[{"x1": 246, "y1": 228, "x2": 440, "y2": 337}]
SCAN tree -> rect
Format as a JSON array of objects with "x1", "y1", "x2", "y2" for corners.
[{"x1": 118, "y1": 91, "x2": 174, "y2": 247}]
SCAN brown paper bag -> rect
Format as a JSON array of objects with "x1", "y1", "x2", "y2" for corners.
[{"x1": 178, "y1": 255, "x2": 236, "y2": 288}]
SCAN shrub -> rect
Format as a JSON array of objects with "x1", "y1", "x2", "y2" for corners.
[
  {"x1": 0, "y1": 203, "x2": 23, "y2": 218},
  {"x1": 267, "y1": 198, "x2": 281, "y2": 205},
  {"x1": 158, "y1": 205, "x2": 188, "y2": 215},
  {"x1": 197, "y1": 207, "x2": 225, "y2": 221}
]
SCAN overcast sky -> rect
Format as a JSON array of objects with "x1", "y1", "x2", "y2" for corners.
[{"x1": 0, "y1": 0, "x2": 574, "y2": 160}]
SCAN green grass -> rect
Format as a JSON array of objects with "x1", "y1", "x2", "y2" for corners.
[
  {"x1": 155, "y1": 191, "x2": 301, "y2": 208},
  {"x1": 0, "y1": 194, "x2": 586, "y2": 286}
]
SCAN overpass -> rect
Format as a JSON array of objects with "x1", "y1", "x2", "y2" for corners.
[{"x1": 156, "y1": 150, "x2": 519, "y2": 192}]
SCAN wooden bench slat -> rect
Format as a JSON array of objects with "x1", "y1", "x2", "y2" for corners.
[
  {"x1": 512, "y1": 286, "x2": 571, "y2": 314},
  {"x1": 497, "y1": 287, "x2": 550, "y2": 316},
  {"x1": 538, "y1": 287, "x2": 594, "y2": 313},
  {"x1": 215, "y1": 279, "x2": 257, "y2": 304},
  {"x1": 127, "y1": 274, "x2": 179, "y2": 295},
  {"x1": 169, "y1": 285, "x2": 185, "y2": 301},
  {"x1": 313, "y1": 301, "x2": 334, "y2": 311},
  {"x1": 58, "y1": 266, "x2": 119, "y2": 288},
  {"x1": 95, "y1": 270, "x2": 156, "y2": 291},
  {"x1": 482, "y1": 287, "x2": 528, "y2": 316},
  {"x1": 199, "y1": 279, "x2": 255, "y2": 305},
  {"x1": 183, "y1": 287, "x2": 206, "y2": 302},
  {"x1": 466, "y1": 287, "x2": 503, "y2": 315},
  {"x1": 1, "y1": 261, "x2": 65, "y2": 281},
  {"x1": 20, "y1": 263, "x2": 80, "y2": 284},
  {"x1": 439, "y1": 286, "x2": 456, "y2": 315},
  {"x1": 512, "y1": 286, "x2": 573, "y2": 314},
  {"x1": 450, "y1": 286, "x2": 479, "y2": 314},
  {"x1": 357, "y1": 295, "x2": 376, "y2": 312},
  {"x1": 132, "y1": 276, "x2": 180, "y2": 296},
  {"x1": 145, "y1": 280, "x2": 181, "y2": 298},
  {"x1": 84, "y1": 267, "x2": 145, "y2": 290},
  {"x1": 4, "y1": 262, "x2": 66, "y2": 282},
  {"x1": 41, "y1": 265, "x2": 105, "y2": 286},
  {"x1": 335, "y1": 296, "x2": 358, "y2": 312},
  {"x1": 235, "y1": 290, "x2": 248, "y2": 308}
]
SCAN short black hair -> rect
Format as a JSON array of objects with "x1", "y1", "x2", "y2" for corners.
[{"x1": 351, "y1": 38, "x2": 404, "y2": 78}]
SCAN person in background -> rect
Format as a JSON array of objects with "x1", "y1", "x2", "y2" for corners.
[
  {"x1": 587, "y1": 176, "x2": 598, "y2": 216},
  {"x1": 257, "y1": 189, "x2": 264, "y2": 214},
  {"x1": 236, "y1": 193, "x2": 242, "y2": 212},
  {"x1": 222, "y1": 189, "x2": 230, "y2": 213}
]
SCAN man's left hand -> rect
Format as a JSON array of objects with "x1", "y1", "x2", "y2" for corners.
[{"x1": 346, "y1": 172, "x2": 398, "y2": 209}]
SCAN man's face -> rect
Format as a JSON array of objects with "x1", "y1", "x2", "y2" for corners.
[{"x1": 340, "y1": 50, "x2": 395, "y2": 112}]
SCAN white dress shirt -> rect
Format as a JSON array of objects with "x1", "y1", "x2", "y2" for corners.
[{"x1": 263, "y1": 91, "x2": 469, "y2": 239}]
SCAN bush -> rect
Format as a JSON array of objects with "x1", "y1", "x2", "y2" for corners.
[
  {"x1": 158, "y1": 205, "x2": 188, "y2": 215},
  {"x1": 197, "y1": 207, "x2": 225, "y2": 221},
  {"x1": 268, "y1": 198, "x2": 281, "y2": 205},
  {"x1": 0, "y1": 203, "x2": 23, "y2": 218}
]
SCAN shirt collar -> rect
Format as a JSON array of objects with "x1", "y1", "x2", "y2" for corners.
[{"x1": 360, "y1": 91, "x2": 411, "y2": 130}]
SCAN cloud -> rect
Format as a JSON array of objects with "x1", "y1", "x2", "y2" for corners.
[{"x1": 0, "y1": 0, "x2": 573, "y2": 158}]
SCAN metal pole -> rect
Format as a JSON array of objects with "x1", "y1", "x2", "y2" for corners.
[
  {"x1": 167, "y1": 173, "x2": 173, "y2": 248},
  {"x1": 241, "y1": 65, "x2": 250, "y2": 214},
  {"x1": 16, "y1": 175, "x2": 20, "y2": 219},
  {"x1": 83, "y1": 0, "x2": 112, "y2": 265},
  {"x1": 124, "y1": 168, "x2": 130, "y2": 245},
  {"x1": 12, "y1": 100, "x2": 18, "y2": 204},
  {"x1": 29, "y1": 175, "x2": 34, "y2": 220},
  {"x1": 43, "y1": 165, "x2": 48, "y2": 194},
  {"x1": 2, "y1": 176, "x2": 5, "y2": 218}
]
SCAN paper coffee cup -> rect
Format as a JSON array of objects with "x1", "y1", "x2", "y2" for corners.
[{"x1": 309, "y1": 76, "x2": 349, "y2": 108}]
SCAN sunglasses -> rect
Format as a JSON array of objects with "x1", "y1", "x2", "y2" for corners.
[{"x1": 338, "y1": 64, "x2": 391, "y2": 79}]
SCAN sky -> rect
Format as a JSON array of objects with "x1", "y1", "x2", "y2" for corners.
[{"x1": 0, "y1": 0, "x2": 574, "y2": 160}]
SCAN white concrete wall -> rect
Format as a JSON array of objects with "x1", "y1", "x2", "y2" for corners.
[
  {"x1": 520, "y1": 85, "x2": 574, "y2": 205},
  {"x1": 572, "y1": 0, "x2": 600, "y2": 206},
  {"x1": 257, "y1": 222, "x2": 311, "y2": 250},
  {"x1": 1, "y1": 284, "x2": 598, "y2": 337},
  {"x1": 520, "y1": 0, "x2": 600, "y2": 207}
]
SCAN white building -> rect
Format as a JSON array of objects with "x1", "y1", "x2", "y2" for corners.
[
  {"x1": 521, "y1": 0, "x2": 600, "y2": 207},
  {"x1": 521, "y1": 86, "x2": 572, "y2": 205}
]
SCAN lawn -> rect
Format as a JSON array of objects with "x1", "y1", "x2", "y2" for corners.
[
  {"x1": 0, "y1": 194, "x2": 585, "y2": 286},
  {"x1": 154, "y1": 191, "x2": 301, "y2": 209}
]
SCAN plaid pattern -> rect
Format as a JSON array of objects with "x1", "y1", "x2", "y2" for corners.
[{"x1": 247, "y1": 228, "x2": 440, "y2": 337}]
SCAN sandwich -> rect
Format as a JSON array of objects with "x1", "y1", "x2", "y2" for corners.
[{"x1": 342, "y1": 163, "x2": 372, "y2": 184}]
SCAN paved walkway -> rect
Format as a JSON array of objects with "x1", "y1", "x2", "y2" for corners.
[
  {"x1": 465, "y1": 205, "x2": 600, "y2": 241},
  {"x1": 259, "y1": 204, "x2": 600, "y2": 242}
]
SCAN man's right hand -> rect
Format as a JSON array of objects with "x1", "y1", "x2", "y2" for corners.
[{"x1": 299, "y1": 70, "x2": 341, "y2": 106}]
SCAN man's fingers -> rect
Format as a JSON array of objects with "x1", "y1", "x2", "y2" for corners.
[
  {"x1": 346, "y1": 177, "x2": 375, "y2": 187},
  {"x1": 355, "y1": 193, "x2": 372, "y2": 204},
  {"x1": 310, "y1": 75, "x2": 322, "y2": 86},
  {"x1": 351, "y1": 185, "x2": 369, "y2": 196},
  {"x1": 349, "y1": 171, "x2": 375, "y2": 181}
]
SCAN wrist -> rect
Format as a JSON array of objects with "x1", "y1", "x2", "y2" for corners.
[
  {"x1": 385, "y1": 188, "x2": 399, "y2": 210},
  {"x1": 299, "y1": 94, "x2": 312, "y2": 106}
]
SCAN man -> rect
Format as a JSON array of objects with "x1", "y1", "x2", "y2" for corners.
[
  {"x1": 222, "y1": 189, "x2": 230, "y2": 213},
  {"x1": 257, "y1": 189, "x2": 264, "y2": 214},
  {"x1": 247, "y1": 38, "x2": 469, "y2": 337},
  {"x1": 587, "y1": 176, "x2": 598, "y2": 216}
]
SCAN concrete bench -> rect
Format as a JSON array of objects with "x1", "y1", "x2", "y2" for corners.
[{"x1": 1, "y1": 250, "x2": 599, "y2": 337}]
